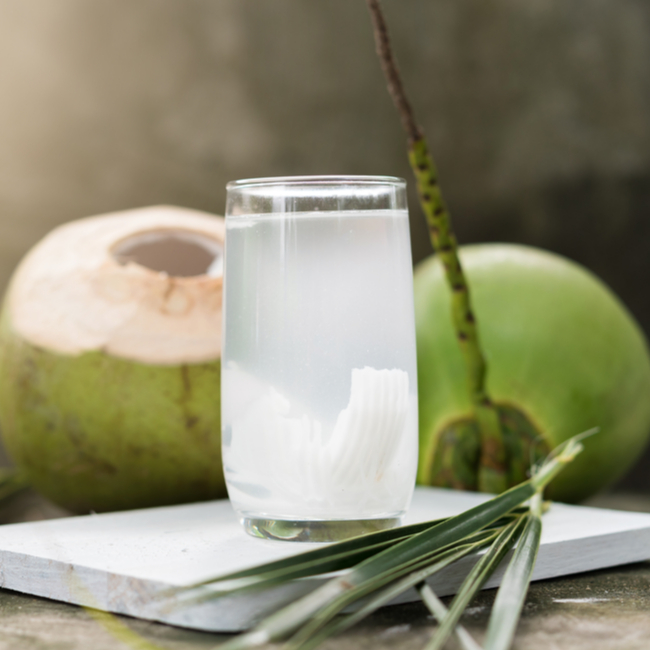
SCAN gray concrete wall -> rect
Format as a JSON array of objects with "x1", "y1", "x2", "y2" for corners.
[{"x1": 1, "y1": 0, "x2": 650, "y2": 487}]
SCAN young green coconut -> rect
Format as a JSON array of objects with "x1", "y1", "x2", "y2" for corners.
[
  {"x1": 415, "y1": 244, "x2": 650, "y2": 502},
  {"x1": 366, "y1": 0, "x2": 650, "y2": 502},
  {"x1": 0, "y1": 206, "x2": 227, "y2": 513}
]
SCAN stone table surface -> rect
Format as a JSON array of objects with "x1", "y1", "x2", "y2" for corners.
[{"x1": 1, "y1": 490, "x2": 649, "y2": 650}]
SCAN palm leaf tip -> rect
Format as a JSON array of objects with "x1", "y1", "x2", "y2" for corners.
[
  {"x1": 418, "y1": 584, "x2": 483, "y2": 650},
  {"x1": 483, "y1": 491, "x2": 544, "y2": 650}
]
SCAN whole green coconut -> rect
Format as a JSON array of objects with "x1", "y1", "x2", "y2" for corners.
[
  {"x1": 415, "y1": 244, "x2": 650, "y2": 502},
  {"x1": 0, "y1": 206, "x2": 227, "y2": 513}
]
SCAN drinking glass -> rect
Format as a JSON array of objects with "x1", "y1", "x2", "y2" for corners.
[{"x1": 222, "y1": 176, "x2": 418, "y2": 541}]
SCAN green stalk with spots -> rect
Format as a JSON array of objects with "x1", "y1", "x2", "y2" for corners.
[{"x1": 366, "y1": 0, "x2": 506, "y2": 493}]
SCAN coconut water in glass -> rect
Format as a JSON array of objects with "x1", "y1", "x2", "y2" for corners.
[{"x1": 222, "y1": 176, "x2": 418, "y2": 541}]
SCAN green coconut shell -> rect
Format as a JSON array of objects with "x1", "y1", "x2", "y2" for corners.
[
  {"x1": 0, "y1": 312, "x2": 224, "y2": 513},
  {"x1": 414, "y1": 244, "x2": 650, "y2": 502}
]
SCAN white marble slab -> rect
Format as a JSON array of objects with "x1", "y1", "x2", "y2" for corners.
[{"x1": 1, "y1": 486, "x2": 649, "y2": 632}]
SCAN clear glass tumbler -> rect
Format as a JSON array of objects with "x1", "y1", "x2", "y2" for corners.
[{"x1": 222, "y1": 176, "x2": 418, "y2": 541}]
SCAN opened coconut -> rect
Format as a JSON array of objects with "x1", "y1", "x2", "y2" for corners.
[{"x1": 0, "y1": 206, "x2": 226, "y2": 512}]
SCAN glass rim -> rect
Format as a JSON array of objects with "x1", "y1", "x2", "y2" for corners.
[{"x1": 226, "y1": 174, "x2": 406, "y2": 191}]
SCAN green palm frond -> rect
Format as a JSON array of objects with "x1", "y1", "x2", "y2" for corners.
[{"x1": 169, "y1": 436, "x2": 584, "y2": 650}]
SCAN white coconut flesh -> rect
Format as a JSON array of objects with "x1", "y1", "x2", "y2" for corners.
[{"x1": 7, "y1": 205, "x2": 225, "y2": 365}]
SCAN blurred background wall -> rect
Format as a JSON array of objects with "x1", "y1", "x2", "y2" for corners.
[{"x1": 1, "y1": 0, "x2": 649, "y2": 489}]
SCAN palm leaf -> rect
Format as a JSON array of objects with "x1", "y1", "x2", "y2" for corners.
[
  {"x1": 418, "y1": 584, "x2": 482, "y2": 650},
  {"x1": 173, "y1": 518, "x2": 447, "y2": 599},
  {"x1": 172, "y1": 509, "x2": 527, "y2": 608},
  {"x1": 482, "y1": 492, "x2": 543, "y2": 650},
  {"x1": 188, "y1": 437, "x2": 582, "y2": 650},
  {"x1": 286, "y1": 535, "x2": 497, "y2": 650},
  {"x1": 423, "y1": 515, "x2": 527, "y2": 650},
  {"x1": 283, "y1": 531, "x2": 501, "y2": 650}
]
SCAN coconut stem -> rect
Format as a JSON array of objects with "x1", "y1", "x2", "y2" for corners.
[{"x1": 365, "y1": 0, "x2": 506, "y2": 494}]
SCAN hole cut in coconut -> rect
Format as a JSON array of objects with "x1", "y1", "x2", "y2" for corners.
[{"x1": 112, "y1": 230, "x2": 223, "y2": 278}]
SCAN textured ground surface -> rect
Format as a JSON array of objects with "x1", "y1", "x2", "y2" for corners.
[{"x1": 0, "y1": 491, "x2": 649, "y2": 650}]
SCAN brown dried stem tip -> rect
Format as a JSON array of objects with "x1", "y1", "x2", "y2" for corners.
[{"x1": 365, "y1": 0, "x2": 506, "y2": 494}]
